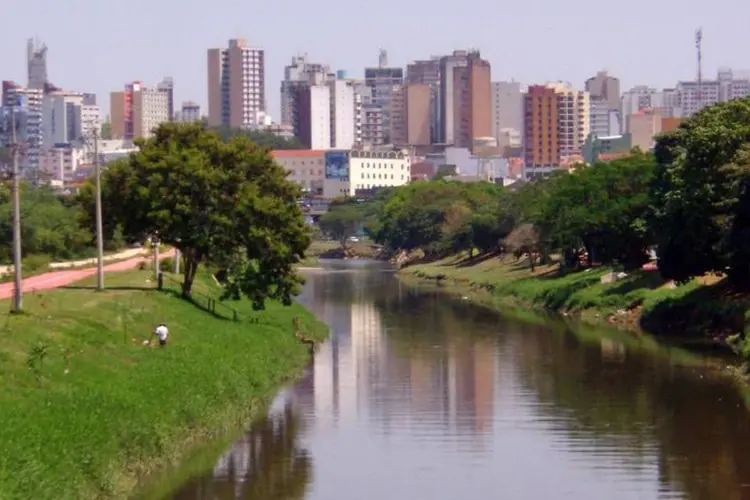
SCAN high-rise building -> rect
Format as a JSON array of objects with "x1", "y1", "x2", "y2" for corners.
[
  {"x1": 523, "y1": 83, "x2": 590, "y2": 177},
  {"x1": 491, "y1": 81, "x2": 523, "y2": 144},
  {"x1": 586, "y1": 70, "x2": 621, "y2": 139},
  {"x1": 281, "y1": 55, "x2": 333, "y2": 127},
  {"x1": 459, "y1": 54, "x2": 492, "y2": 150},
  {"x1": 2, "y1": 81, "x2": 44, "y2": 176},
  {"x1": 157, "y1": 77, "x2": 175, "y2": 121},
  {"x1": 674, "y1": 68, "x2": 750, "y2": 117},
  {"x1": 406, "y1": 58, "x2": 440, "y2": 143},
  {"x1": 438, "y1": 51, "x2": 469, "y2": 144},
  {"x1": 360, "y1": 103, "x2": 385, "y2": 147},
  {"x1": 585, "y1": 70, "x2": 620, "y2": 111},
  {"x1": 364, "y1": 50, "x2": 403, "y2": 143},
  {"x1": 207, "y1": 39, "x2": 265, "y2": 129},
  {"x1": 291, "y1": 85, "x2": 331, "y2": 149},
  {"x1": 180, "y1": 101, "x2": 201, "y2": 122},
  {"x1": 589, "y1": 99, "x2": 620, "y2": 138},
  {"x1": 329, "y1": 79, "x2": 355, "y2": 149},
  {"x1": 42, "y1": 91, "x2": 100, "y2": 144},
  {"x1": 390, "y1": 83, "x2": 431, "y2": 146},
  {"x1": 438, "y1": 50, "x2": 492, "y2": 148},
  {"x1": 27, "y1": 38, "x2": 48, "y2": 90},
  {"x1": 110, "y1": 81, "x2": 170, "y2": 140}
]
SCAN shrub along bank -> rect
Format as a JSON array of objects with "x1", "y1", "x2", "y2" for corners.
[
  {"x1": 0, "y1": 269, "x2": 327, "y2": 499},
  {"x1": 401, "y1": 255, "x2": 745, "y2": 345}
]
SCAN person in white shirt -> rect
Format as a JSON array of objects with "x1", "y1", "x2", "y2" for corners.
[{"x1": 151, "y1": 323, "x2": 169, "y2": 347}]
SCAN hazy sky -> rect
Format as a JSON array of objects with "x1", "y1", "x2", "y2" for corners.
[{"x1": 3, "y1": 0, "x2": 749, "y2": 119}]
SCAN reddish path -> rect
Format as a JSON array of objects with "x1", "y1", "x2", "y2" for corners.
[{"x1": 0, "y1": 249, "x2": 176, "y2": 300}]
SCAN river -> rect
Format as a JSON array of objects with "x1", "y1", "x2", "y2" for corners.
[{"x1": 165, "y1": 260, "x2": 750, "y2": 500}]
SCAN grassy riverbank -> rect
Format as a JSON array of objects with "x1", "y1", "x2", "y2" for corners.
[
  {"x1": 401, "y1": 254, "x2": 749, "y2": 343},
  {"x1": 0, "y1": 269, "x2": 327, "y2": 499}
]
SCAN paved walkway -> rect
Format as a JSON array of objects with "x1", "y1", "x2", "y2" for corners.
[
  {"x1": 0, "y1": 249, "x2": 176, "y2": 300},
  {"x1": 0, "y1": 247, "x2": 152, "y2": 275}
]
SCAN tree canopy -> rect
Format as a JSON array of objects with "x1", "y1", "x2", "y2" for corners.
[
  {"x1": 357, "y1": 97, "x2": 750, "y2": 291},
  {"x1": 318, "y1": 204, "x2": 363, "y2": 248},
  {"x1": 651, "y1": 98, "x2": 750, "y2": 286},
  {"x1": 365, "y1": 152, "x2": 657, "y2": 269},
  {"x1": 0, "y1": 183, "x2": 92, "y2": 262},
  {"x1": 77, "y1": 122, "x2": 310, "y2": 307},
  {"x1": 213, "y1": 126, "x2": 305, "y2": 150}
]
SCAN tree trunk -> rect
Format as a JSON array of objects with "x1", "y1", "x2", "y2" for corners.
[{"x1": 181, "y1": 249, "x2": 201, "y2": 297}]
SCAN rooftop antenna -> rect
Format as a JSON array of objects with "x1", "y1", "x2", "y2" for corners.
[{"x1": 696, "y1": 28, "x2": 703, "y2": 111}]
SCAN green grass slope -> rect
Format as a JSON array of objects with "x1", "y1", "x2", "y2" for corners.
[{"x1": 0, "y1": 269, "x2": 326, "y2": 499}]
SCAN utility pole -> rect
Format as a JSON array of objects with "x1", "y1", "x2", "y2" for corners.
[
  {"x1": 10, "y1": 108, "x2": 22, "y2": 312},
  {"x1": 93, "y1": 130, "x2": 104, "y2": 290},
  {"x1": 696, "y1": 28, "x2": 703, "y2": 112}
]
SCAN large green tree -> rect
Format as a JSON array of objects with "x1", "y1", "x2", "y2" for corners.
[
  {"x1": 651, "y1": 98, "x2": 750, "y2": 283},
  {"x1": 318, "y1": 204, "x2": 363, "y2": 248},
  {"x1": 79, "y1": 122, "x2": 310, "y2": 306},
  {"x1": 0, "y1": 183, "x2": 91, "y2": 262},
  {"x1": 534, "y1": 153, "x2": 656, "y2": 268},
  {"x1": 373, "y1": 181, "x2": 508, "y2": 257}
]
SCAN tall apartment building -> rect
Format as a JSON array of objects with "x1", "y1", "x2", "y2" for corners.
[
  {"x1": 455, "y1": 55, "x2": 492, "y2": 149},
  {"x1": 586, "y1": 70, "x2": 621, "y2": 138},
  {"x1": 281, "y1": 55, "x2": 333, "y2": 127},
  {"x1": 180, "y1": 101, "x2": 201, "y2": 122},
  {"x1": 42, "y1": 91, "x2": 100, "y2": 144},
  {"x1": 438, "y1": 50, "x2": 492, "y2": 148},
  {"x1": 438, "y1": 51, "x2": 468, "y2": 144},
  {"x1": 675, "y1": 68, "x2": 750, "y2": 117},
  {"x1": 390, "y1": 84, "x2": 431, "y2": 146},
  {"x1": 406, "y1": 57, "x2": 441, "y2": 143},
  {"x1": 585, "y1": 70, "x2": 620, "y2": 111},
  {"x1": 2, "y1": 81, "x2": 43, "y2": 175},
  {"x1": 329, "y1": 79, "x2": 355, "y2": 149},
  {"x1": 207, "y1": 39, "x2": 265, "y2": 129},
  {"x1": 361, "y1": 103, "x2": 385, "y2": 147},
  {"x1": 491, "y1": 81, "x2": 524, "y2": 145},
  {"x1": 110, "y1": 81, "x2": 170, "y2": 139},
  {"x1": 589, "y1": 99, "x2": 620, "y2": 138},
  {"x1": 523, "y1": 83, "x2": 590, "y2": 176},
  {"x1": 290, "y1": 85, "x2": 331, "y2": 149},
  {"x1": 27, "y1": 38, "x2": 48, "y2": 90},
  {"x1": 157, "y1": 77, "x2": 175, "y2": 121},
  {"x1": 364, "y1": 50, "x2": 403, "y2": 143}
]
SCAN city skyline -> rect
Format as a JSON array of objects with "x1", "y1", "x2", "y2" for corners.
[{"x1": 3, "y1": 0, "x2": 749, "y2": 120}]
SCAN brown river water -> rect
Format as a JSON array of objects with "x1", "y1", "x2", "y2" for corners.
[{"x1": 162, "y1": 260, "x2": 750, "y2": 500}]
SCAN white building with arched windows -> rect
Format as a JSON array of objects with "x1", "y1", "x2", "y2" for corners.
[{"x1": 323, "y1": 148, "x2": 411, "y2": 198}]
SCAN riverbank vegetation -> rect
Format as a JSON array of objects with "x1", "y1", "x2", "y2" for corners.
[
  {"x1": 0, "y1": 122, "x2": 327, "y2": 497},
  {"x1": 0, "y1": 182, "x2": 130, "y2": 275},
  {"x1": 362, "y1": 98, "x2": 750, "y2": 354},
  {"x1": 0, "y1": 269, "x2": 326, "y2": 499},
  {"x1": 77, "y1": 122, "x2": 311, "y2": 306}
]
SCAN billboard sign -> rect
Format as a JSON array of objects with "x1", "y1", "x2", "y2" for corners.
[{"x1": 324, "y1": 151, "x2": 349, "y2": 180}]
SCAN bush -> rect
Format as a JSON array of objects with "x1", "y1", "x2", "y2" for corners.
[{"x1": 160, "y1": 257, "x2": 174, "y2": 271}]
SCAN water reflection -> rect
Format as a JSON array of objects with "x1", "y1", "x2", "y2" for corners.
[
  {"x1": 170, "y1": 397, "x2": 311, "y2": 499},
  {"x1": 167, "y1": 262, "x2": 750, "y2": 500}
]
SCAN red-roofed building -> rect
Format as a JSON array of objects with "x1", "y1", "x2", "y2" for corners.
[{"x1": 271, "y1": 150, "x2": 325, "y2": 194}]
